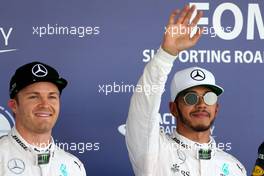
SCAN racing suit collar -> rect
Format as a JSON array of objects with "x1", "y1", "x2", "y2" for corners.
[
  {"x1": 172, "y1": 130, "x2": 216, "y2": 160},
  {"x1": 11, "y1": 127, "x2": 55, "y2": 152},
  {"x1": 10, "y1": 127, "x2": 55, "y2": 165}
]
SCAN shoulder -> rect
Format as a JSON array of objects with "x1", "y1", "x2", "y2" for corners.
[
  {"x1": 216, "y1": 149, "x2": 241, "y2": 162},
  {"x1": 55, "y1": 146, "x2": 82, "y2": 162},
  {"x1": 55, "y1": 147, "x2": 86, "y2": 174},
  {"x1": 159, "y1": 129, "x2": 176, "y2": 145},
  {"x1": 215, "y1": 149, "x2": 246, "y2": 175},
  {"x1": 0, "y1": 135, "x2": 12, "y2": 157},
  {"x1": 0, "y1": 135, "x2": 10, "y2": 148}
]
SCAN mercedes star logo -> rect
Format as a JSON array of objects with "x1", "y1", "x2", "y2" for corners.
[
  {"x1": 190, "y1": 69, "x2": 205, "y2": 81},
  {"x1": 32, "y1": 64, "x2": 48, "y2": 77},
  {"x1": 8, "y1": 158, "x2": 25, "y2": 174},
  {"x1": 177, "y1": 149, "x2": 186, "y2": 164}
]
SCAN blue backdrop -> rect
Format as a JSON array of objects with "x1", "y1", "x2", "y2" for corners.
[{"x1": 0, "y1": 1, "x2": 263, "y2": 175}]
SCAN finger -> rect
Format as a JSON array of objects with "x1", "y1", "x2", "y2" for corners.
[
  {"x1": 182, "y1": 5, "x2": 196, "y2": 25},
  {"x1": 191, "y1": 27, "x2": 204, "y2": 43},
  {"x1": 168, "y1": 9, "x2": 180, "y2": 25},
  {"x1": 176, "y1": 5, "x2": 190, "y2": 24},
  {"x1": 190, "y1": 10, "x2": 203, "y2": 27}
]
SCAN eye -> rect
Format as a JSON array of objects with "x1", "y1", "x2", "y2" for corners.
[
  {"x1": 203, "y1": 92, "x2": 217, "y2": 105},
  {"x1": 28, "y1": 95, "x2": 38, "y2": 99},
  {"x1": 49, "y1": 95, "x2": 59, "y2": 99},
  {"x1": 184, "y1": 92, "x2": 198, "y2": 106}
]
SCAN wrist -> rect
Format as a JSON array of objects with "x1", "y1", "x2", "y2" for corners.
[
  {"x1": 161, "y1": 46, "x2": 179, "y2": 56},
  {"x1": 156, "y1": 47, "x2": 178, "y2": 64}
]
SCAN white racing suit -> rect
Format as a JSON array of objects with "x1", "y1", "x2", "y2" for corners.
[
  {"x1": 125, "y1": 48, "x2": 247, "y2": 176},
  {"x1": 0, "y1": 127, "x2": 86, "y2": 176}
]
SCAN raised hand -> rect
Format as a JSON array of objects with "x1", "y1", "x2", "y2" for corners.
[{"x1": 161, "y1": 5, "x2": 204, "y2": 56}]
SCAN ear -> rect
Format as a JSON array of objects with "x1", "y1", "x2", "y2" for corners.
[
  {"x1": 8, "y1": 99, "x2": 18, "y2": 114},
  {"x1": 169, "y1": 101, "x2": 178, "y2": 118}
]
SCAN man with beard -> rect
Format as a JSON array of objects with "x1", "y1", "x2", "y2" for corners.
[
  {"x1": 0, "y1": 62, "x2": 86, "y2": 176},
  {"x1": 125, "y1": 5, "x2": 247, "y2": 176}
]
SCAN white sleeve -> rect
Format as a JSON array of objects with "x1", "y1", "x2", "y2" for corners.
[
  {"x1": 67, "y1": 152, "x2": 87, "y2": 176},
  {"x1": 73, "y1": 158, "x2": 86, "y2": 176},
  {"x1": 0, "y1": 160, "x2": 2, "y2": 176},
  {"x1": 80, "y1": 162, "x2": 87, "y2": 176},
  {"x1": 125, "y1": 48, "x2": 176, "y2": 175}
]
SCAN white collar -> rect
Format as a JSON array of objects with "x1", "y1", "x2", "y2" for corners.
[
  {"x1": 11, "y1": 127, "x2": 55, "y2": 153},
  {"x1": 10, "y1": 127, "x2": 55, "y2": 165},
  {"x1": 171, "y1": 130, "x2": 216, "y2": 160}
]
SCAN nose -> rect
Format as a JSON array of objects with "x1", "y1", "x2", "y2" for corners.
[
  {"x1": 195, "y1": 96, "x2": 206, "y2": 109},
  {"x1": 38, "y1": 97, "x2": 49, "y2": 107}
]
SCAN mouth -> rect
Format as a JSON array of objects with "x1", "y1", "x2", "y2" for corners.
[
  {"x1": 191, "y1": 111, "x2": 210, "y2": 119},
  {"x1": 34, "y1": 111, "x2": 52, "y2": 118}
]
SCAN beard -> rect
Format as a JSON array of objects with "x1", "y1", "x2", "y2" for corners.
[{"x1": 176, "y1": 105, "x2": 215, "y2": 132}]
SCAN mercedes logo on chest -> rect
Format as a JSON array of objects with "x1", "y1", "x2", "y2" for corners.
[
  {"x1": 190, "y1": 69, "x2": 206, "y2": 81},
  {"x1": 8, "y1": 158, "x2": 25, "y2": 174},
  {"x1": 177, "y1": 149, "x2": 186, "y2": 164},
  {"x1": 32, "y1": 64, "x2": 48, "y2": 77}
]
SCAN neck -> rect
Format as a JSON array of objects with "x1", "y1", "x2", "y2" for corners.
[
  {"x1": 177, "y1": 125, "x2": 211, "y2": 144},
  {"x1": 15, "y1": 125, "x2": 52, "y2": 148}
]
